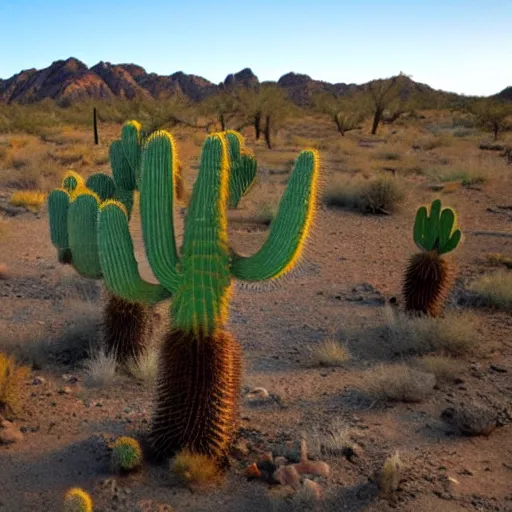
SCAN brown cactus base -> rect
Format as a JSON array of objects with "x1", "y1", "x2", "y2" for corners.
[
  {"x1": 102, "y1": 293, "x2": 151, "y2": 363},
  {"x1": 402, "y1": 251, "x2": 455, "y2": 317},
  {"x1": 149, "y1": 329, "x2": 242, "y2": 463}
]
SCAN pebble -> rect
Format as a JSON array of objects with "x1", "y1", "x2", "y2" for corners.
[{"x1": 0, "y1": 418, "x2": 24, "y2": 445}]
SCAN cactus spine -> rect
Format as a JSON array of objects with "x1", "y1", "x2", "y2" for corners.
[
  {"x1": 97, "y1": 129, "x2": 320, "y2": 462},
  {"x1": 47, "y1": 121, "x2": 151, "y2": 362},
  {"x1": 403, "y1": 199, "x2": 462, "y2": 317},
  {"x1": 63, "y1": 488, "x2": 93, "y2": 512}
]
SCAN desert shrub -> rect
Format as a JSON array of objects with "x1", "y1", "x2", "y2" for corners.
[
  {"x1": 379, "y1": 452, "x2": 403, "y2": 495},
  {"x1": 126, "y1": 345, "x2": 159, "y2": 385},
  {"x1": 373, "y1": 150, "x2": 401, "y2": 161},
  {"x1": 365, "y1": 363, "x2": 435, "y2": 403},
  {"x1": 310, "y1": 339, "x2": 351, "y2": 367},
  {"x1": 0, "y1": 353, "x2": 30, "y2": 418},
  {"x1": 486, "y1": 253, "x2": 512, "y2": 269},
  {"x1": 415, "y1": 356, "x2": 465, "y2": 384},
  {"x1": 469, "y1": 270, "x2": 512, "y2": 310},
  {"x1": 384, "y1": 307, "x2": 478, "y2": 356},
  {"x1": 323, "y1": 175, "x2": 404, "y2": 213},
  {"x1": 83, "y1": 349, "x2": 117, "y2": 387},
  {"x1": 171, "y1": 450, "x2": 219, "y2": 488}
]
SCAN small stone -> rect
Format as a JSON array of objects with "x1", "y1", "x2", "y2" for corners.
[
  {"x1": 58, "y1": 387, "x2": 72, "y2": 395},
  {"x1": 490, "y1": 364, "x2": 507, "y2": 373},
  {"x1": 232, "y1": 440, "x2": 250, "y2": 458},
  {"x1": 459, "y1": 468, "x2": 474, "y2": 476},
  {"x1": 32, "y1": 376, "x2": 46, "y2": 385},
  {"x1": 0, "y1": 419, "x2": 24, "y2": 445}
]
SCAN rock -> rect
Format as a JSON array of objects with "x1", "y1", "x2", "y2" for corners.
[
  {"x1": 489, "y1": 364, "x2": 507, "y2": 373},
  {"x1": 273, "y1": 464, "x2": 301, "y2": 490},
  {"x1": 441, "y1": 404, "x2": 498, "y2": 436},
  {"x1": 58, "y1": 386, "x2": 72, "y2": 395},
  {"x1": 302, "y1": 479, "x2": 323, "y2": 500},
  {"x1": 232, "y1": 440, "x2": 250, "y2": 458},
  {"x1": 0, "y1": 418, "x2": 24, "y2": 445},
  {"x1": 32, "y1": 376, "x2": 46, "y2": 385}
]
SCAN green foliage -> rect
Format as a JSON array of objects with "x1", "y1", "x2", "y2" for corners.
[
  {"x1": 315, "y1": 92, "x2": 366, "y2": 135},
  {"x1": 469, "y1": 99, "x2": 512, "y2": 140},
  {"x1": 413, "y1": 199, "x2": 462, "y2": 255}
]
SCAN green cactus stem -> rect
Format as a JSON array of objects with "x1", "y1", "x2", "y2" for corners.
[
  {"x1": 403, "y1": 199, "x2": 462, "y2": 317},
  {"x1": 97, "y1": 129, "x2": 320, "y2": 462},
  {"x1": 47, "y1": 121, "x2": 151, "y2": 363}
]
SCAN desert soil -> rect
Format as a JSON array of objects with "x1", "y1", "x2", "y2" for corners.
[{"x1": 1, "y1": 125, "x2": 512, "y2": 512}]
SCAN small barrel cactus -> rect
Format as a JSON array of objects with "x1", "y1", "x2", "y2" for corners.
[
  {"x1": 111, "y1": 436, "x2": 143, "y2": 473},
  {"x1": 403, "y1": 199, "x2": 462, "y2": 316},
  {"x1": 63, "y1": 488, "x2": 93, "y2": 512}
]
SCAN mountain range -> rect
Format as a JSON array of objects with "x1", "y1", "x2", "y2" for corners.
[{"x1": 0, "y1": 57, "x2": 510, "y2": 107}]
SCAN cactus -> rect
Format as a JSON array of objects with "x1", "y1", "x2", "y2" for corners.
[
  {"x1": 403, "y1": 199, "x2": 462, "y2": 316},
  {"x1": 225, "y1": 130, "x2": 257, "y2": 208},
  {"x1": 63, "y1": 488, "x2": 93, "y2": 512},
  {"x1": 111, "y1": 436, "x2": 143, "y2": 472},
  {"x1": 47, "y1": 121, "x2": 151, "y2": 362},
  {"x1": 97, "y1": 129, "x2": 320, "y2": 462}
]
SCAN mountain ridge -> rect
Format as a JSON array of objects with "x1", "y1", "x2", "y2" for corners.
[{"x1": 0, "y1": 57, "x2": 508, "y2": 106}]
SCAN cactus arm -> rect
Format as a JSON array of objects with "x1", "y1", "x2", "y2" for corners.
[
  {"x1": 425, "y1": 199, "x2": 441, "y2": 251},
  {"x1": 121, "y1": 120, "x2": 142, "y2": 187},
  {"x1": 442, "y1": 229, "x2": 462, "y2": 254},
  {"x1": 228, "y1": 151, "x2": 257, "y2": 208},
  {"x1": 85, "y1": 173, "x2": 116, "y2": 202},
  {"x1": 140, "y1": 131, "x2": 183, "y2": 294},
  {"x1": 438, "y1": 208, "x2": 455, "y2": 251},
  {"x1": 98, "y1": 201, "x2": 171, "y2": 305},
  {"x1": 413, "y1": 206, "x2": 428, "y2": 251},
  {"x1": 110, "y1": 141, "x2": 136, "y2": 191},
  {"x1": 67, "y1": 191, "x2": 103, "y2": 279},
  {"x1": 113, "y1": 187, "x2": 135, "y2": 219},
  {"x1": 172, "y1": 133, "x2": 231, "y2": 335},
  {"x1": 230, "y1": 149, "x2": 320, "y2": 281},
  {"x1": 48, "y1": 188, "x2": 71, "y2": 260}
]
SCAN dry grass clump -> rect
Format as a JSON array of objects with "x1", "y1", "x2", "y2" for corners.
[
  {"x1": 469, "y1": 269, "x2": 512, "y2": 310},
  {"x1": 323, "y1": 175, "x2": 404, "y2": 214},
  {"x1": 414, "y1": 356, "x2": 465, "y2": 384},
  {"x1": 0, "y1": 353, "x2": 30, "y2": 419},
  {"x1": 365, "y1": 363, "x2": 435, "y2": 403},
  {"x1": 126, "y1": 345, "x2": 159, "y2": 385},
  {"x1": 83, "y1": 349, "x2": 117, "y2": 387},
  {"x1": 9, "y1": 190, "x2": 47, "y2": 212},
  {"x1": 171, "y1": 450, "x2": 220, "y2": 489},
  {"x1": 384, "y1": 306, "x2": 478, "y2": 357},
  {"x1": 379, "y1": 452, "x2": 403, "y2": 496},
  {"x1": 310, "y1": 338, "x2": 351, "y2": 367},
  {"x1": 485, "y1": 253, "x2": 512, "y2": 269}
]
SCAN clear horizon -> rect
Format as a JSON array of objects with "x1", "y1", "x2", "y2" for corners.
[{"x1": 1, "y1": 0, "x2": 511, "y2": 97}]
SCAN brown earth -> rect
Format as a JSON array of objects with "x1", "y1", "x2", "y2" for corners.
[{"x1": 0, "y1": 114, "x2": 511, "y2": 512}]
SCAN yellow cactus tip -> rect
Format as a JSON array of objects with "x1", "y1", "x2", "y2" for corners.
[
  {"x1": 63, "y1": 487, "x2": 93, "y2": 512},
  {"x1": 99, "y1": 199, "x2": 128, "y2": 217},
  {"x1": 125, "y1": 120, "x2": 142, "y2": 132},
  {"x1": 70, "y1": 188, "x2": 101, "y2": 205}
]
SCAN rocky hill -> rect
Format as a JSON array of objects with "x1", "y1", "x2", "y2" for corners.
[{"x1": 0, "y1": 57, "x2": 505, "y2": 107}]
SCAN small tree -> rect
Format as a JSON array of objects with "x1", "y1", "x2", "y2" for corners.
[
  {"x1": 365, "y1": 74, "x2": 409, "y2": 135},
  {"x1": 200, "y1": 90, "x2": 240, "y2": 132},
  {"x1": 470, "y1": 99, "x2": 512, "y2": 140},
  {"x1": 237, "y1": 85, "x2": 291, "y2": 148},
  {"x1": 315, "y1": 92, "x2": 365, "y2": 136}
]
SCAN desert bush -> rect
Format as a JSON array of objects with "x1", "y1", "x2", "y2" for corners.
[
  {"x1": 415, "y1": 356, "x2": 465, "y2": 384},
  {"x1": 365, "y1": 363, "x2": 435, "y2": 403},
  {"x1": 373, "y1": 150, "x2": 401, "y2": 161},
  {"x1": 324, "y1": 175, "x2": 404, "y2": 213},
  {"x1": 171, "y1": 450, "x2": 220, "y2": 488},
  {"x1": 310, "y1": 339, "x2": 351, "y2": 367},
  {"x1": 0, "y1": 353, "x2": 30, "y2": 418},
  {"x1": 427, "y1": 166, "x2": 487, "y2": 186},
  {"x1": 469, "y1": 270, "x2": 512, "y2": 310},
  {"x1": 126, "y1": 345, "x2": 159, "y2": 385},
  {"x1": 9, "y1": 190, "x2": 47, "y2": 212},
  {"x1": 384, "y1": 307, "x2": 478, "y2": 356},
  {"x1": 83, "y1": 349, "x2": 117, "y2": 387}
]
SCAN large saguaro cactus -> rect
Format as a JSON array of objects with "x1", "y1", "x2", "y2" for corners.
[
  {"x1": 47, "y1": 121, "x2": 152, "y2": 363},
  {"x1": 97, "y1": 129, "x2": 320, "y2": 462},
  {"x1": 403, "y1": 199, "x2": 463, "y2": 317}
]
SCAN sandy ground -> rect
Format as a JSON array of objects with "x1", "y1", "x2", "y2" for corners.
[{"x1": 0, "y1": 122, "x2": 512, "y2": 511}]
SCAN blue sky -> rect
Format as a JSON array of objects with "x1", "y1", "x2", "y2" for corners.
[{"x1": 1, "y1": 0, "x2": 510, "y2": 96}]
